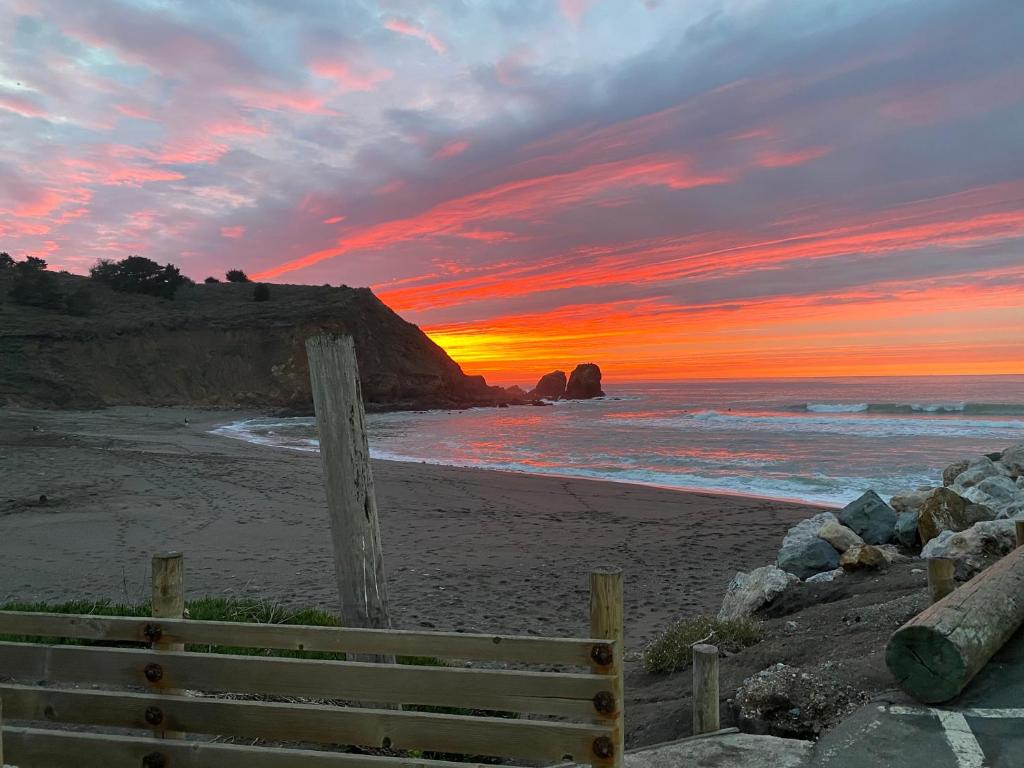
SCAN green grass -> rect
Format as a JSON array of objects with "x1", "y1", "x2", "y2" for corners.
[
  {"x1": 641, "y1": 614, "x2": 764, "y2": 674},
  {"x1": 0, "y1": 597, "x2": 436, "y2": 664}
]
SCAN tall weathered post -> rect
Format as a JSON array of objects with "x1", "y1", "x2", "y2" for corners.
[
  {"x1": 151, "y1": 551, "x2": 184, "y2": 739},
  {"x1": 590, "y1": 567, "x2": 624, "y2": 768},
  {"x1": 306, "y1": 334, "x2": 391, "y2": 632}
]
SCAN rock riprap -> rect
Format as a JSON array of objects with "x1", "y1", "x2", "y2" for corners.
[
  {"x1": 718, "y1": 565, "x2": 799, "y2": 621},
  {"x1": 837, "y1": 490, "x2": 896, "y2": 545},
  {"x1": 777, "y1": 512, "x2": 840, "y2": 579},
  {"x1": 922, "y1": 519, "x2": 1018, "y2": 579}
]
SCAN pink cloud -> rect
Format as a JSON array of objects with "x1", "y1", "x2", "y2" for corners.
[
  {"x1": 221, "y1": 225, "x2": 245, "y2": 238},
  {"x1": 323, "y1": 215, "x2": 346, "y2": 224},
  {"x1": 14, "y1": 188, "x2": 63, "y2": 218},
  {"x1": 115, "y1": 103, "x2": 154, "y2": 120},
  {"x1": 433, "y1": 140, "x2": 470, "y2": 160},
  {"x1": 228, "y1": 86, "x2": 340, "y2": 116},
  {"x1": 0, "y1": 92, "x2": 47, "y2": 119},
  {"x1": 756, "y1": 145, "x2": 832, "y2": 168},
  {"x1": 310, "y1": 58, "x2": 392, "y2": 91},
  {"x1": 559, "y1": 0, "x2": 598, "y2": 26},
  {"x1": 383, "y1": 18, "x2": 446, "y2": 54}
]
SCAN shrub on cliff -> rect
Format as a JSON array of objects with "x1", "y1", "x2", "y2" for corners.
[
  {"x1": 225, "y1": 269, "x2": 250, "y2": 283},
  {"x1": 90, "y1": 255, "x2": 189, "y2": 299},
  {"x1": 253, "y1": 283, "x2": 270, "y2": 302},
  {"x1": 642, "y1": 615, "x2": 764, "y2": 673},
  {"x1": 204, "y1": 276, "x2": 220, "y2": 284},
  {"x1": 8, "y1": 256, "x2": 64, "y2": 309}
]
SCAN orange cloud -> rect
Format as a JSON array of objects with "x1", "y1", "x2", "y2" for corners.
[{"x1": 383, "y1": 18, "x2": 446, "y2": 54}]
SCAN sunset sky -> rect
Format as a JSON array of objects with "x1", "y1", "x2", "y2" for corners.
[{"x1": 2, "y1": 0, "x2": 1022, "y2": 384}]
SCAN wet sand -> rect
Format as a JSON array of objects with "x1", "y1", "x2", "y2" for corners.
[{"x1": 0, "y1": 406, "x2": 824, "y2": 649}]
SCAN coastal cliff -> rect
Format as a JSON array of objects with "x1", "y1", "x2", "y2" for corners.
[{"x1": 0, "y1": 275, "x2": 514, "y2": 411}]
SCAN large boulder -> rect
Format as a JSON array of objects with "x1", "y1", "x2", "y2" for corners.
[
  {"x1": 894, "y1": 511, "x2": 919, "y2": 548},
  {"x1": 839, "y1": 544, "x2": 886, "y2": 571},
  {"x1": 817, "y1": 520, "x2": 863, "y2": 553},
  {"x1": 837, "y1": 491, "x2": 896, "y2": 545},
  {"x1": 943, "y1": 459, "x2": 971, "y2": 487},
  {"x1": 530, "y1": 370, "x2": 566, "y2": 399},
  {"x1": 921, "y1": 519, "x2": 1017, "y2": 580},
  {"x1": 952, "y1": 456, "x2": 1009, "y2": 491},
  {"x1": 777, "y1": 512, "x2": 840, "y2": 579},
  {"x1": 917, "y1": 486, "x2": 994, "y2": 545},
  {"x1": 1000, "y1": 444, "x2": 1024, "y2": 479},
  {"x1": 718, "y1": 565, "x2": 799, "y2": 621},
  {"x1": 564, "y1": 363, "x2": 604, "y2": 399}
]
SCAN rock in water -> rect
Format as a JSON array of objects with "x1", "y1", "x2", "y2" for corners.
[
  {"x1": 564, "y1": 363, "x2": 604, "y2": 399},
  {"x1": 894, "y1": 511, "x2": 919, "y2": 548},
  {"x1": 921, "y1": 519, "x2": 1017, "y2": 579},
  {"x1": 718, "y1": 565, "x2": 799, "y2": 621},
  {"x1": 917, "y1": 486, "x2": 994, "y2": 545},
  {"x1": 837, "y1": 490, "x2": 896, "y2": 545},
  {"x1": 840, "y1": 544, "x2": 886, "y2": 570},
  {"x1": 530, "y1": 370, "x2": 567, "y2": 399},
  {"x1": 777, "y1": 512, "x2": 840, "y2": 579},
  {"x1": 817, "y1": 520, "x2": 863, "y2": 553}
]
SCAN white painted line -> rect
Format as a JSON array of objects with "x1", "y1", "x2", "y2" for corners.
[
  {"x1": 962, "y1": 708, "x2": 1024, "y2": 718},
  {"x1": 935, "y1": 710, "x2": 987, "y2": 768},
  {"x1": 886, "y1": 704, "x2": 1024, "y2": 719}
]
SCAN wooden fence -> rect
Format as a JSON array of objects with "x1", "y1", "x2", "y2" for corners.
[{"x1": 0, "y1": 555, "x2": 624, "y2": 767}]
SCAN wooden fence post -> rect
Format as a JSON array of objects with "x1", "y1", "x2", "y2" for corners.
[
  {"x1": 1015, "y1": 521, "x2": 1024, "y2": 549},
  {"x1": 927, "y1": 557, "x2": 955, "y2": 604},
  {"x1": 0, "y1": 694, "x2": 5, "y2": 767},
  {"x1": 590, "y1": 567, "x2": 624, "y2": 768},
  {"x1": 306, "y1": 334, "x2": 391, "y2": 634},
  {"x1": 152, "y1": 551, "x2": 184, "y2": 739},
  {"x1": 692, "y1": 644, "x2": 720, "y2": 734}
]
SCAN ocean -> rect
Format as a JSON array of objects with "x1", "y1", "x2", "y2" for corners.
[{"x1": 213, "y1": 375, "x2": 1024, "y2": 507}]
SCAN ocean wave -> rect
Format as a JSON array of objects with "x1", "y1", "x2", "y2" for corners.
[{"x1": 802, "y1": 402, "x2": 1024, "y2": 415}]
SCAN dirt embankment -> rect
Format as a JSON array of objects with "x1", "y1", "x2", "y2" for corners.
[{"x1": 0, "y1": 277, "x2": 515, "y2": 411}]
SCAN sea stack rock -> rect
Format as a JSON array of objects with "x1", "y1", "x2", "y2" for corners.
[
  {"x1": 565, "y1": 363, "x2": 604, "y2": 399},
  {"x1": 532, "y1": 370, "x2": 567, "y2": 399}
]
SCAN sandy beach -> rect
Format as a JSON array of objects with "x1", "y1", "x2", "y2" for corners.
[{"x1": 0, "y1": 405, "x2": 823, "y2": 648}]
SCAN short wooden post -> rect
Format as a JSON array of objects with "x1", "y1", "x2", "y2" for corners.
[
  {"x1": 928, "y1": 557, "x2": 955, "y2": 604},
  {"x1": 151, "y1": 551, "x2": 184, "y2": 739},
  {"x1": 1015, "y1": 521, "x2": 1024, "y2": 549},
  {"x1": 0, "y1": 694, "x2": 5, "y2": 767},
  {"x1": 306, "y1": 334, "x2": 391, "y2": 633},
  {"x1": 590, "y1": 567, "x2": 624, "y2": 768},
  {"x1": 692, "y1": 644, "x2": 720, "y2": 734}
]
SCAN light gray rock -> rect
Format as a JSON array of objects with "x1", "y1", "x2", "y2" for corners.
[
  {"x1": 953, "y1": 456, "x2": 1009, "y2": 490},
  {"x1": 837, "y1": 490, "x2": 896, "y2": 545},
  {"x1": 806, "y1": 568, "x2": 843, "y2": 584},
  {"x1": 1000, "y1": 443, "x2": 1024, "y2": 479},
  {"x1": 817, "y1": 520, "x2": 863, "y2": 553},
  {"x1": 894, "y1": 511, "x2": 919, "y2": 548},
  {"x1": 719, "y1": 565, "x2": 799, "y2": 621},
  {"x1": 890, "y1": 487, "x2": 934, "y2": 515},
  {"x1": 972, "y1": 475, "x2": 1020, "y2": 503},
  {"x1": 876, "y1": 544, "x2": 912, "y2": 564},
  {"x1": 921, "y1": 519, "x2": 1017, "y2": 580},
  {"x1": 777, "y1": 512, "x2": 841, "y2": 579}
]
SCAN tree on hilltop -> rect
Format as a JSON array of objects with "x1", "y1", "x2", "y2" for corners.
[
  {"x1": 225, "y1": 269, "x2": 250, "y2": 283},
  {"x1": 9, "y1": 256, "x2": 64, "y2": 309},
  {"x1": 90, "y1": 255, "x2": 189, "y2": 299},
  {"x1": 0, "y1": 252, "x2": 13, "y2": 270},
  {"x1": 204, "y1": 276, "x2": 220, "y2": 284}
]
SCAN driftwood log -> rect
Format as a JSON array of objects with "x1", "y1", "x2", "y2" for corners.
[{"x1": 886, "y1": 544, "x2": 1024, "y2": 703}]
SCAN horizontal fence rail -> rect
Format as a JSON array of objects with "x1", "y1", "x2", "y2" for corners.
[
  {"x1": 0, "y1": 610, "x2": 611, "y2": 666},
  {"x1": 2, "y1": 726, "x2": 497, "y2": 768},
  {"x1": 0, "y1": 642, "x2": 615, "y2": 719},
  {"x1": 0, "y1": 683, "x2": 610, "y2": 762}
]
